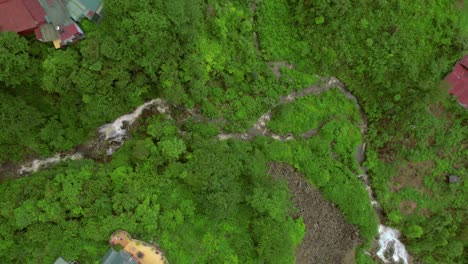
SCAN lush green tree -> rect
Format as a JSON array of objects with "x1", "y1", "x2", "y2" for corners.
[
  {"x1": 41, "y1": 49, "x2": 79, "y2": 93},
  {"x1": 0, "y1": 134, "x2": 304, "y2": 263},
  {"x1": 0, "y1": 92, "x2": 44, "y2": 161},
  {"x1": 0, "y1": 0, "x2": 465, "y2": 263},
  {"x1": 0, "y1": 32, "x2": 32, "y2": 87}
]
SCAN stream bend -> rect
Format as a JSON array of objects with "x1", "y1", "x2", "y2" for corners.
[{"x1": 2, "y1": 76, "x2": 409, "y2": 264}]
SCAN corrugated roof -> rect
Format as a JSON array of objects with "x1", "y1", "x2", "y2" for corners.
[
  {"x1": 59, "y1": 21, "x2": 82, "y2": 42},
  {"x1": 39, "y1": 23, "x2": 59, "y2": 41},
  {"x1": 460, "y1": 56, "x2": 468, "y2": 69},
  {"x1": 0, "y1": 0, "x2": 102, "y2": 47},
  {"x1": 445, "y1": 55, "x2": 468, "y2": 108},
  {"x1": 0, "y1": 0, "x2": 37, "y2": 33},
  {"x1": 23, "y1": 0, "x2": 46, "y2": 24},
  {"x1": 34, "y1": 27, "x2": 42, "y2": 39},
  {"x1": 53, "y1": 257, "x2": 70, "y2": 264},
  {"x1": 38, "y1": 0, "x2": 73, "y2": 28},
  {"x1": 75, "y1": 0, "x2": 101, "y2": 12},
  {"x1": 101, "y1": 248, "x2": 136, "y2": 264},
  {"x1": 65, "y1": 0, "x2": 87, "y2": 21},
  {"x1": 64, "y1": 0, "x2": 103, "y2": 22}
]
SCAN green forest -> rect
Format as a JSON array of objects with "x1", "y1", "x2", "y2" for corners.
[{"x1": 0, "y1": 0, "x2": 467, "y2": 263}]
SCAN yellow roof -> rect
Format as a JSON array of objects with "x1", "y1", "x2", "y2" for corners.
[
  {"x1": 109, "y1": 231, "x2": 168, "y2": 264},
  {"x1": 53, "y1": 39, "x2": 61, "y2": 49}
]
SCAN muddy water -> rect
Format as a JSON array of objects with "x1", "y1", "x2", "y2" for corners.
[{"x1": 2, "y1": 75, "x2": 409, "y2": 263}]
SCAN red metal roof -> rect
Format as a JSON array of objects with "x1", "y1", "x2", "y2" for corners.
[
  {"x1": 33, "y1": 27, "x2": 42, "y2": 40},
  {"x1": 0, "y1": 0, "x2": 37, "y2": 33},
  {"x1": 59, "y1": 22, "x2": 81, "y2": 42},
  {"x1": 0, "y1": 0, "x2": 94, "y2": 47},
  {"x1": 0, "y1": 0, "x2": 46, "y2": 34},
  {"x1": 445, "y1": 55, "x2": 468, "y2": 108},
  {"x1": 23, "y1": 0, "x2": 46, "y2": 25},
  {"x1": 459, "y1": 56, "x2": 468, "y2": 68}
]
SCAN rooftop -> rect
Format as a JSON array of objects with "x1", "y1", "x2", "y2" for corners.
[
  {"x1": 38, "y1": 0, "x2": 73, "y2": 28},
  {"x1": 445, "y1": 55, "x2": 468, "y2": 108},
  {"x1": 0, "y1": 0, "x2": 103, "y2": 47},
  {"x1": 0, "y1": 0, "x2": 38, "y2": 33},
  {"x1": 109, "y1": 231, "x2": 167, "y2": 264},
  {"x1": 101, "y1": 248, "x2": 136, "y2": 264}
]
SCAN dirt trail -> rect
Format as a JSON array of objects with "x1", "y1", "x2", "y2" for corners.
[{"x1": 269, "y1": 162, "x2": 360, "y2": 264}]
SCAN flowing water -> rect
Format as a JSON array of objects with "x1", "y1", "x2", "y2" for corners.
[
  {"x1": 219, "y1": 76, "x2": 411, "y2": 263},
  {"x1": 18, "y1": 153, "x2": 83, "y2": 176},
  {"x1": 17, "y1": 99, "x2": 170, "y2": 175},
  {"x1": 5, "y1": 76, "x2": 410, "y2": 263},
  {"x1": 360, "y1": 169, "x2": 410, "y2": 263},
  {"x1": 377, "y1": 226, "x2": 410, "y2": 264},
  {"x1": 98, "y1": 99, "x2": 170, "y2": 155}
]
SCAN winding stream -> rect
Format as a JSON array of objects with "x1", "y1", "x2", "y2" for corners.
[
  {"x1": 3, "y1": 75, "x2": 409, "y2": 264},
  {"x1": 98, "y1": 99, "x2": 170, "y2": 155},
  {"x1": 219, "y1": 75, "x2": 410, "y2": 264}
]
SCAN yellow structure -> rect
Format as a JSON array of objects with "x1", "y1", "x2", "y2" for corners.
[
  {"x1": 53, "y1": 39, "x2": 61, "y2": 49},
  {"x1": 109, "y1": 230, "x2": 168, "y2": 264}
]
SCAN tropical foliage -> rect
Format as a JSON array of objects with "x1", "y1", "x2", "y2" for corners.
[{"x1": 0, "y1": 0, "x2": 466, "y2": 263}]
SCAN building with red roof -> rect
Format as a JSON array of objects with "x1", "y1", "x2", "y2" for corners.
[
  {"x1": 0, "y1": 0, "x2": 102, "y2": 48},
  {"x1": 0, "y1": 0, "x2": 44, "y2": 35},
  {"x1": 445, "y1": 55, "x2": 468, "y2": 108}
]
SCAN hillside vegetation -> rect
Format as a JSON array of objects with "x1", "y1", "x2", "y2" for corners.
[{"x1": 0, "y1": 0, "x2": 466, "y2": 263}]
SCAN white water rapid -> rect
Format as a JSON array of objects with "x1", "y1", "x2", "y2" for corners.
[
  {"x1": 18, "y1": 153, "x2": 83, "y2": 175},
  {"x1": 361, "y1": 173, "x2": 410, "y2": 263},
  {"x1": 377, "y1": 225, "x2": 410, "y2": 264},
  {"x1": 17, "y1": 99, "x2": 170, "y2": 175},
  {"x1": 98, "y1": 99, "x2": 170, "y2": 155}
]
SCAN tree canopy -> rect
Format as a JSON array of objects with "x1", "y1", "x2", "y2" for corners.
[{"x1": 0, "y1": 0, "x2": 466, "y2": 263}]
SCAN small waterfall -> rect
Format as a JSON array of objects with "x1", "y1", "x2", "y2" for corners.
[
  {"x1": 361, "y1": 172, "x2": 410, "y2": 263},
  {"x1": 357, "y1": 153, "x2": 410, "y2": 263},
  {"x1": 6, "y1": 76, "x2": 412, "y2": 264},
  {"x1": 222, "y1": 79, "x2": 412, "y2": 263},
  {"x1": 16, "y1": 99, "x2": 170, "y2": 176},
  {"x1": 98, "y1": 99, "x2": 170, "y2": 155},
  {"x1": 377, "y1": 225, "x2": 410, "y2": 264}
]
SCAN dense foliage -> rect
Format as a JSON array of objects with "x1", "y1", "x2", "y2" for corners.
[
  {"x1": 261, "y1": 0, "x2": 467, "y2": 263},
  {"x1": 0, "y1": 79, "x2": 376, "y2": 263},
  {"x1": 268, "y1": 88, "x2": 360, "y2": 137},
  {"x1": 0, "y1": 0, "x2": 466, "y2": 263},
  {"x1": 0, "y1": 126, "x2": 305, "y2": 263}
]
